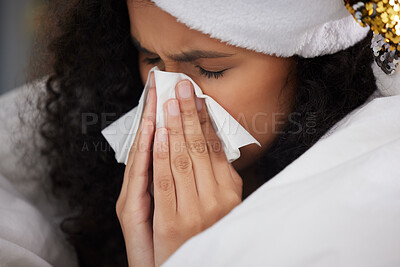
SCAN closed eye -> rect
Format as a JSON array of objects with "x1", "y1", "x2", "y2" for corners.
[
  {"x1": 195, "y1": 66, "x2": 226, "y2": 79},
  {"x1": 142, "y1": 57, "x2": 228, "y2": 79},
  {"x1": 142, "y1": 57, "x2": 161, "y2": 65}
]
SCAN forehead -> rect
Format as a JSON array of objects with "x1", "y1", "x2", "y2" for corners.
[{"x1": 127, "y1": 0, "x2": 242, "y2": 53}]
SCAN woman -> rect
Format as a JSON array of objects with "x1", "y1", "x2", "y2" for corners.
[{"x1": 13, "y1": 0, "x2": 399, "y2": 266}]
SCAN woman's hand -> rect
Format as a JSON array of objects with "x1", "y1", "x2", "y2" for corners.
[
  {"x1": 116, "y1": 72, "x2": 157, "y2": 267},
  {"x1": 116, "y1": 75, "x2": 243, "y2": 267},
  {"x1": 152, "y1": 80, "x2": 243, "y2": 266}
]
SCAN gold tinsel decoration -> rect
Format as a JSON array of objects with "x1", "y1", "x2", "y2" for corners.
[
  {"x1": 345, "y1": 0, "x2": 400, "y2": 49},
  {"x1": 345, "y1": 0, "x2": 400, "y2": 74}
]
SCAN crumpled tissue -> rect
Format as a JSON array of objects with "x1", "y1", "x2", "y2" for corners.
[{"x1": 101, "y1": 66, "x2": 261, "y2": 164}]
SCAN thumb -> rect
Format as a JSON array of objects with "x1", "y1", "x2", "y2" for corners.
[{"x1": 229, "y1": 163, "x2": 243, "y2": 199}]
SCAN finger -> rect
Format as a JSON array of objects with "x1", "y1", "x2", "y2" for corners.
[
  {"x1": 176, "y1": 80, "x2": 216, "y2": 199},
  {"x1": 153, "y1": 127, "x2": 177, "y2": 218},
  {"x1": 121, "y1": 119, "x2": 155, "y2": 267},
  {"x1": 128, "y1": 72, "x2": 157, "y2": 166},
  {"x1": 120, "y1": 72, "x2": 157, "y2": 204},
  {"x1": 229, "y1": 163, "x2": 243, "y2": 198},
  {"x1": 197, "y1": 97, "x2": 237, "y2": 193},
  {"x1": 124, "y1": 119, "x2": 155, "y2": 223},
  {"x1": 164, "y1": 99, "x2": 198, "y2": 212},
  {"x1": 142, "y1": 72, "x2": 157, "y2": 125}
]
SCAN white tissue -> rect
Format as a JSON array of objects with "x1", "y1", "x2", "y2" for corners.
[{"x1": 101, "y1": 66, "x2": 261, "y2": 165}]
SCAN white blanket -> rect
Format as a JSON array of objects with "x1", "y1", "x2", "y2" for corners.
[{"x1": 0, "y1": 86, "x2": 78, "y2": 267}]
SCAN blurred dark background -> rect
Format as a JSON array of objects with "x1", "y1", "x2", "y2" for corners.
[{"x1": 0, "y1": 0, "x2": 46, "y2": 95}]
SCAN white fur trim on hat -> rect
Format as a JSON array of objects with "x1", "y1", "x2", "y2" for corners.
[{"x1": 151, "y1": 0, "x2": 370, "y2": 58}]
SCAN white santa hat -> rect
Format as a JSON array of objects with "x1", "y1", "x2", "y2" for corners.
[{"x1": 151, "y1": 0, "x2": 400, "y2": 96}]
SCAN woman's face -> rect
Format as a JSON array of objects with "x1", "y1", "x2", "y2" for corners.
[{"x1": 127, "y1": 1, "x2": 296, "y2": 171}]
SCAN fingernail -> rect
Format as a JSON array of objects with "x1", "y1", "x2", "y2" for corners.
[
  {"x1": 139, "y1": 118, "x2": 145, "y2": 132},
  {"x1": 146, "y1": 87, "x2": 152, "y2": 103},
  {"x1": 157, "y1": 127, "x2": 167, "y2": 142},
  {"x1": 177, "y1": 80, "x2": 191, "y2": 99},
  {"x1": 149, "y1": 72, "x2": 155, "y2": 88},
  {"x1": 167, "y1": 100, "x2": 179, "y2": 116},
  {"x1": 195, "y1": 96, "x2": 202, "y2": 111}
]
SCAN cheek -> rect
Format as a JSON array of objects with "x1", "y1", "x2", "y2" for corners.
[{"x1": 217, "y1": 73, "x2": 293, "y2": 170}]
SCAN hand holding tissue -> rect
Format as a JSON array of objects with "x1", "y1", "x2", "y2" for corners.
[{"x1": 101, "y1": 66, "x2": 261, "y2": 164}]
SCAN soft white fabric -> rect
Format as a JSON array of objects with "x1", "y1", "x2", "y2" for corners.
[
  {"x1": 162, "y1": 72, "x2": 400, "y2": 266},
  {"x1": 151, "y1": 0, "x2": 370, "y2": 57},
  {"x1": 0, "y1": 85, "x2": 78, "y2": 267},
  {"x1": 101, "y1": 66, "x2": 261, "y2": 164}
]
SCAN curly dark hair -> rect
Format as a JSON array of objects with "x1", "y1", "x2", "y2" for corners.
[{"x1": 21, "y1": 0, "x2": 377, "y2": 266}]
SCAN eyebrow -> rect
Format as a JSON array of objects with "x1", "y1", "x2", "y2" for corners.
[{"x1": 130, "y1": 35, "x2": 235, "y2": 62}]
